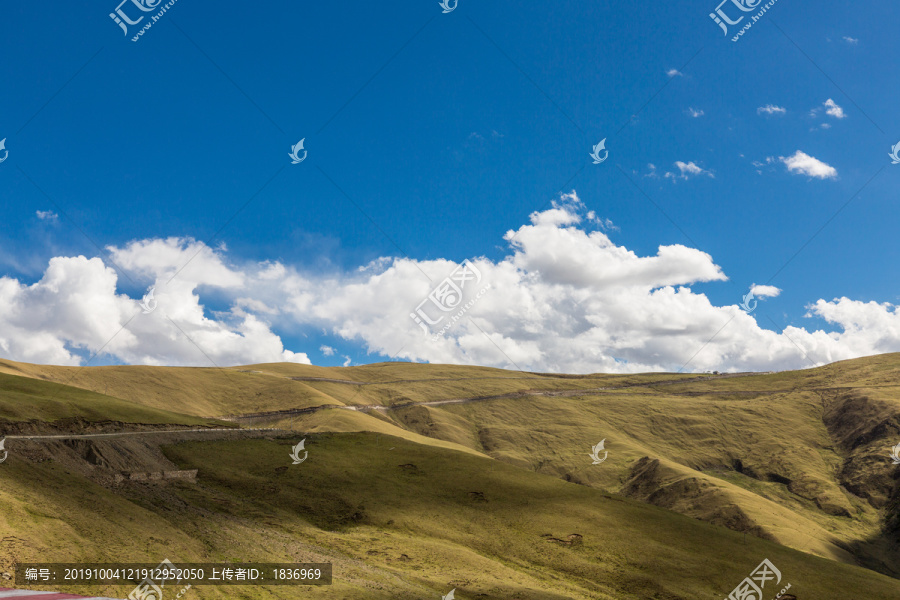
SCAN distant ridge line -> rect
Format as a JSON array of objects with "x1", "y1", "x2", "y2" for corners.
[
  {"x1": 288, "y1": 375, "x2": 543, "y2": 385},
  {"x1": 222, "y1": 372, "x2": 778, "y2": 420},
  {"x1": 287, "y1": 371, "x2": 773, "y2": 387}
]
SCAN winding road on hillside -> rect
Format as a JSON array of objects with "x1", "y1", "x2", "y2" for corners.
[
  {"x1": 3, "y1": 428, "x2": 282, "y2": 441},
  {"x1": 225, "y1": 371, "x2": 776, "y2": 420},
  {"x1": 287, "y1": 371, "x2": 770, "y2": 387},
  {"x1": 0, "y1": 372, "x2": 776, "y2": 441}
]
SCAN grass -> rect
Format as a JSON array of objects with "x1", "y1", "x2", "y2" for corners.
[
  {"x1": 145, "y1": 432, "x2": 900, "y2": 597},
  {"x1": 1, "y1": 429, "x2": 898, "y2": 598},
  {"x1": 0, "y1": 353, "x2": 898, "y2": 597},
  {"x1": 0, "y1": 372, "x2": 223, "y2": 426}
]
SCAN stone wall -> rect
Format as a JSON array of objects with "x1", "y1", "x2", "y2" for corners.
[{"x1": 114, "y1": 469, "x2": 198, "y2": 483}]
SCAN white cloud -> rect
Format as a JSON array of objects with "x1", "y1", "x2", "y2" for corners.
[
  {"x1": 667, "y1": 69, "x2": 683, "y2": 77},
  {"x1": 110, "y1": 237, "x2": 245, "y2": 288},
  {"x1": 666, "y1": 161, "x2": 714, "y2": 180},
  {"x1": 811, "y1": 99, "x2": 846, "y2": 120},
  {"x1": 586, "y1": 210, "x2": 618, "y2": 232},
  {"x1": 781, "y1": 150, "x2": 838, "y2": 179},
  {"x1": 3, "y1": 195, "x2": 900, "y2": 374},
  {"x1": 757, "y1": 104, "x2": 786, "y2": 115},
  {"x1": 0, "y1": 242, "x2": 309, "y2": 367},
  {"x1": 359, "y1": 257, "x2": 393, "y2": 273},
  {"x1": 257, "y1": 262, "x2": 286, "y2": 280},
  {"x1": 751, "y1": 156, "x2": 777, "y2": 171},
  {"x1": 235, "y1": 297, "x2": 277, "y2": 314},
  {"x1": 677, "y1": 161, "x2": 703, "y2": 176},
  {"x1": 750, "y1": 284, "x2": 781, "y2": 298},
  {"x1": 686, "y1": 107, "x2": 704, "y2": 118},
  {"x1": 823, "y1": 98, "x2": 846, "y2": 119},
  {"x1": 842, "y1": 36, "x2": 858, "y2": 45},
  {"x1": 805, "y1": 298, "x2": 900, "y2": 357},
  {"x1": 320, "y1": 345, "x2": 335, "y2": 356},
  {"x1": 36, "y1": 210, "x2": 58, "y2": 221}
]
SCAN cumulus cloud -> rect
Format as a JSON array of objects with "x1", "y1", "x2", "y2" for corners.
[
  {"x1": 665, "y1": 161, "x2": 714, "y2": 180},
  {"x1": 0, "y1": 242, "x2": 308, "y2": 367},
  {"x1": 750, "y1": 284, "x2": 781, "y2": 298},
  {"x1": 586, "y1": 211, "x2": 618, "y2": 232},
  {"x1": 110, "y1": 237, "x2": 245, "y2": 288},
  {"x1": 686, "y1": 107, "x2": 704, "y2": 118},
  {"x1": 842, "y1": 36, "x2": 858, "y2": 45},
  {"x1": 2, "y1": 194, "x2": 899, "y2": 374},
  {"x1": 781, "y1": 150, "x2": 838, "y2": 179},
  {"x1": 666, "y1": 69, "x2": 682, "y2": 77},
  {"x1": 810, "y1": 98, "x2": 846, "y2": 120},
  {"x1": 676, "y1": 161, "x2": 704, "y2": 176},
  {"x1": 823, "y1": 98, "x2": 846, "y2": 119},
  {"x1": 806, "y1": 298, "x2": 900, "y2": 357},
  {"x1": 757, "y1": 104, "x2": 786, "y2": 115},
  {"x1": 36, "y1": 210, "x2": 58, "y2": 221}
]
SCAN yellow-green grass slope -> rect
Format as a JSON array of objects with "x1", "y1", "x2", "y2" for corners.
[
  {"x1": 347, "y1": 359, "x2": 900, "y2": 577},
  {"x1": 1, "y1": 354, "x2": 899, "y2": 584},
  {"x1": 0, "y1": 358, "x2": 700, "y2": 418},
  {"x1": 0, "y1": 371, "x2": 226, "y2": 428},
  {"x1": 2, "y1": 431, "x2": 899, "y2": 599}
]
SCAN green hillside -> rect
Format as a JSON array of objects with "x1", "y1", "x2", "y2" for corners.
[
  {"x1": 1, "y1": 431, "x2": 898, "y2": 599},
  {"x1": 0, "y1": 354, "x2": 898, "y2": 598},
  {"x1": 0, "y1": 371, "x2": 226, "y2": 427}
]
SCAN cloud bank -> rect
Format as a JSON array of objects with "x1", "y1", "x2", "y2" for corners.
[{"x1": 1, "y1": 193, "x2": 898, "y2": 373}]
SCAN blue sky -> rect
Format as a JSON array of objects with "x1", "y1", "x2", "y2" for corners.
[{"x1": 1, "y1": 0, "x2": 898, "y2": 372}]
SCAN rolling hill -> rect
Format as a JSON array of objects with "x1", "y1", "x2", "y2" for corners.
[{"x1": 0, "y1": 354, "x2": 899, "y2": 598}]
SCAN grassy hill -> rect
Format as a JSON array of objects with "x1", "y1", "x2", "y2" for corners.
[
  {"x1": 0, "y1": 354, "x2": 899, "y2": 598},
  {"x1": 0, "y1": 371, "x2": 227, "y2": 427},
  {"x1": 2, "y1": 430, "x2": 899, "y2": 599}
]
